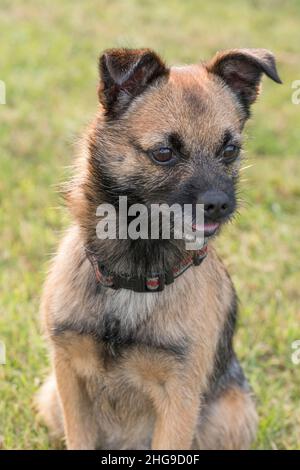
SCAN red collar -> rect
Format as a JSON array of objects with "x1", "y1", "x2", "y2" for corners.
[{"x1": 85, "y1": 245, "x2": 208, "y2": 293}]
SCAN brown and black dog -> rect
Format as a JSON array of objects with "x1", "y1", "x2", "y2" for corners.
[{"x1": 36, "y1": 48, "x2": 281, "y2": 450}]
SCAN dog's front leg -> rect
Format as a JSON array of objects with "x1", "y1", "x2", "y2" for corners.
[
  {"x1": 54, "y1": 348, "x2": 98, "y2": 450},
  {"x1": 151, "y1": 378, "x2": 200, "y2": 450}
]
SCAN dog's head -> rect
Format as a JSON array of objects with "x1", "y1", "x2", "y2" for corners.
[{"x1": 84, "y1": 48, "x2": 281, "y2": 241}]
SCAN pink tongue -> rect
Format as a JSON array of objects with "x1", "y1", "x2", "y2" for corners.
[
  {"x1": 204, "y1": 222, "x2": 219, "y2": 230},
  {"x1": 192, "y1": 222, "x2": 219, "y2": 231}
]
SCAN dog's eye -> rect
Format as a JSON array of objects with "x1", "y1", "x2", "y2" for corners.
[
  {"x1": 222, "y1": 144, "x2": 240, "y2": 163},
  {"x1": 152, "y1": 147, "x2": 174, "y2": 164}
]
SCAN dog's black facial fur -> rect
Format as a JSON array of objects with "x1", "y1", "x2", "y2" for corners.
[{"x1": 90, "y1": 130, "x2": 239, "y2": 228}]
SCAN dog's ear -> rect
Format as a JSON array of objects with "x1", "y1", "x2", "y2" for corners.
[
  {"x1": 98, "y1": 48, "x2": 168, "y2": 117},
  {"x1": 206, "y1": 48, "x2": 281, "y2": 113}
]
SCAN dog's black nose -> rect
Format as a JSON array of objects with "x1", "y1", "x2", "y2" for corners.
[{"x1": 201, "y1": 190, "x2": 231, "y2": 220}]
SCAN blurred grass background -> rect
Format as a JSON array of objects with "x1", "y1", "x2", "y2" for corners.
[{"x1": 0, "y1": 0, "x2": 300, "y2": 450}]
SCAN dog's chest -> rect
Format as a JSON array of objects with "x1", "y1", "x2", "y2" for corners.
[{"x1": 54, "y1": 284, "x2": 190, "y2": 365}]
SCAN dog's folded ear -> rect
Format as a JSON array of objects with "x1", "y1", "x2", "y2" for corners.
[
  {"x1": 98, "y1": 48, "x2": 168, "y2": 118},
  {"x1": 206, "y1": 49, "x2": 282, "y2": 113}
]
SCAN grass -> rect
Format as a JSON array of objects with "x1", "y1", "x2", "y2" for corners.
[{"x1": 0, "y1": 0, "x2": 300, "y2": 450}]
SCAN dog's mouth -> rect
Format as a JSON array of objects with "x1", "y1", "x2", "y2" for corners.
[{"x1": 192, "y1": 221, "x2": 220, "y2": 238}]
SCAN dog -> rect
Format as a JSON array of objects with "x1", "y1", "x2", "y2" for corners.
[{"x1": 36, "y1": 48, "x2": 281, "y2": 450}]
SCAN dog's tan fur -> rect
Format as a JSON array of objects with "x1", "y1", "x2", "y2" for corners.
[
  {"x1": 36, "y1": 48, "x2": 281, "y2": 449},
  {"x1": 37, "y1": 227, "x2": 256, "y2": 449}
]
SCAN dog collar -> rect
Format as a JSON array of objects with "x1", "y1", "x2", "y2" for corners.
[{"x1": 85, "y1": 245, "x2": 208, "y2": 293}]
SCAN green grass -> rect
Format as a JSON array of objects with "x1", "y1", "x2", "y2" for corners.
[{"x1": 0, "y1": 0, "x2": 300, "y2": 450}]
